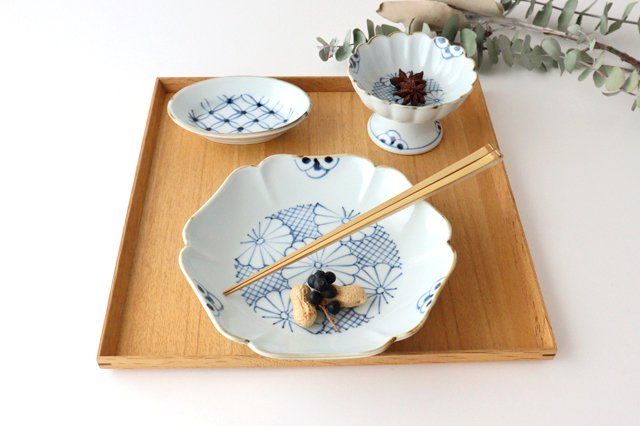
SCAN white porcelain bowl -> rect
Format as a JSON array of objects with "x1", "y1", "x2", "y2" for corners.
[
  {"x1": 349, "y1": 33, "x2": 477, "y2": 154},
  {"x1": 168, "y1": 77, "x2": 311, "y2": 144},
  {"x1": 179, "y1": 154, "x2": 456, "y2": 359}
]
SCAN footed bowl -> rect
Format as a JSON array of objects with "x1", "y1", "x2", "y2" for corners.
[
  {"x1": 179, "y1": 154, "x2": 456, "y2": 359},
  {"x1": 349, "y1": 33, "x2": 476, "y2": 155}
]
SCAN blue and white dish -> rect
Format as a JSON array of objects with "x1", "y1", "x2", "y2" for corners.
[
  {"x1": 168, "y1": 77, "x2": 311, "y2": 144},
  {"x1": 179, "y1": 154, "x2": 456, "y2": 359},
  {"x1": 348, "y1": 33, "x2": 477, "y2": 155}
]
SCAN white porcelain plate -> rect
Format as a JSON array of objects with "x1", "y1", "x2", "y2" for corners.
[
  {"x1": 179, "y1": 154, "x2": 456, "y2": 359},
  {"x1": 168, "y1": 77, "x2": 311, "y2": 144}
]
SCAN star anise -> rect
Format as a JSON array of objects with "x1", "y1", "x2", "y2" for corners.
[{"x1": 390, "y1": 69, "x2": 427, "y2": 106}]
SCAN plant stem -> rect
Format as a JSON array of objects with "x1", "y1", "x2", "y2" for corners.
[
  {"x1": 472, "y1": 15, "x2": 640, "y2": 70},
  {"x1": 516, "y1": 0, "x2": 637, "y2": 26}
]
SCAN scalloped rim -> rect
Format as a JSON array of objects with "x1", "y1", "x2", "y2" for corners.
[
  {"x1": 348, "y1": 32, "x2": 478, "y2": 110},
  {"x1": 179, "y1": 154, "x2": 456, "y2": 359},
  {"x1": 167, "y1": 76, "x2": 311, "y2": 140}
]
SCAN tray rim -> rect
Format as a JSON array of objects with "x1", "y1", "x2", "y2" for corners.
[{"x1": 97, "y1": 76, "x2": 556, "y2": 368}]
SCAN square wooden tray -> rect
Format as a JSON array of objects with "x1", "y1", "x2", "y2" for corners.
[{"x1": 98, "y1": 77, "x2": 556, "y2": 368}]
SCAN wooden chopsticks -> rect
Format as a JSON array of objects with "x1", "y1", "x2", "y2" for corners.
[{"x1": 223, "y1": 145, "x2": 502, "y2": 296}]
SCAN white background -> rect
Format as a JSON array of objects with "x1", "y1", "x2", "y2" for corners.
[{"x1": 1, "y1": 0, "x2": 639, "y2": 424}]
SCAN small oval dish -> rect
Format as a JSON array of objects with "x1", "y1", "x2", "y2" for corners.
[
  {"x1": 168, "y1": 77, "x2": 311, "y2": 144},
  {"x1": 179, "y1": 154, "x2": 456, "y2": 359},
  {"x1": 349, "y1": 33, "x2": 477, "y2": 155}
]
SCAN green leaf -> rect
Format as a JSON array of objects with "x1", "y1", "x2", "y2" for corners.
[
  {"x1": 634, "y1": 93, "x2": 640, "y2": 110},
  {"x1": 596, "y1": 2, "x2": 613, "y2": 34},
  {"x1": 564, "y1": 49, "x2": 579, "y2": 72},
  {"x1": 567, "y1": 23, "x2": 581, "y2": 35},
  {"x1": 541, "y1": 38, "x2": 561, "y2": 60},
  {"x1": 526, "y1": 0, "x2": 536, "y2": 18},
  {"x1": 533, "y1": 0, "x2": 554, "y2": 27},
  {"x1": 317, "y1": 37, "x2": 329, "y2": 47},
  {"x1": 442, "y1": 15, "x2": 459, "y2": 43},
  {"x1": 474, "y1": 24, "x2": 486, "y2": 44},
  {"x1": 576, "y1": 0, "x2": 598, "y2": 25},
  {"x1": 378, "y1": 24, "x2": 401, "y2": 35},
  {"x1": 594, "y1": 52, "x2": 605, "y2": 70},
  {"x1": 578, "y1": 50, "x2": 594, "y2": 65},
  {"x1": 607, "y1": 1, "x2": 637, "y2": 34},
  {"x1": 512, "y1": 37, "x2": 524, "y2": 54},
  {"x1": 593, "y1": 69, "x2": 606, "y2": 87},
  {"x1": 605, "y1": 66, "x2": 626, "y2": 91},
  {"x1": 353, "y1": 29, "x2": 366, "y2": 46},
  {"x1": 367, "y1": 19, "x2": 375, "y2": 39},
  {"x1": 522, "y1": 34, "x2": 532, "y2": 53},
  {"x1": 460, "y1": 28, "x2": 477, "y2": 58},
  {"x1": 520, "y1": 52, "x2": 534, "y2": 70},
  {"x1": 531, "y1": 45, "x2": 544, "y2": 69},
  {"x1": 335, "y1": 45, "x2": 350, "y2": 61},
  {"x1": 318, "y1": 46, "x2": 330, "y2": 61},
  {"x1": 623, "y1": 70, "x2": 640, "y2": 92},
  {"x1": 422, "y1": 22, "x2": 434, "y2": 36},
  {"x1": 497, "y1": 35, "x2": 514, "y2": 66},
  {"x1": 487, "y1": 38, "x2": 499, "y2": 64},
  {"x1": 558, "y1": 0, "x2": 578, "y2": 30},
  {"x1": 578, "y1": 67, "x2": 592, "y2": 81}
]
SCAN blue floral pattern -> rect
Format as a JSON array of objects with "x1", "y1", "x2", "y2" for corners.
[
  {"x1": 372, "y1": 73, "x2": 444, "y2": 106},
  {"x1": 295, "y1": 156, "x2": 339, "y2": 178},
  {"x1": 417, "y1": 278, "x2": 445, "y2": 313},
  {"x1": 434, "y1": 36, "x2": 465, "y2": 59},
  {"x1": 373, "y1": 122, "x2": 442, "y2": 152},
  {"x1": 349, "y1": 51, "x2": 360, "y2": 74},
  {"x1": 188, "y1": 94, "x2": 293, "y2": 134},
  {"x1": 236, "y1": 218, "x2": 293, "y2": 269},
  {"x1": 233, "y1": 203, "x2": 403, "y2": 334},
  {"x1": 356, "y1": 264, "x2": 402, "y2": 316},
  {"x1": 195, "y1": 279, "x2": 224, "y2": 317},
  {"x1": 313, "y1": 205, "x2": 375, "y2": 241}
]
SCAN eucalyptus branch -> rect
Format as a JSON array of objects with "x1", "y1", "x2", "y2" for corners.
[
  {"x1": 517, "y1": 0, "x2": 637, "y2": 25},
  {"x1": 471, "y1": 14, "x2": 640, "y2": 70}
]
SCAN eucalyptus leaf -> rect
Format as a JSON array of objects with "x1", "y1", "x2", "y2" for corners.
[
  {"x1": 379, "y1": 24, "x2": 401, "y2": 36},
  {"x1": 460, "y1": 28, "x2": 477, "y2": 57},
  {"x1": 335, "y1": 44, "x2": 351, "y2": 61},
  {"x1": 523, "y1": 34, "x2": 532, "y2": 54},
  {"x1": 623, "y1": 70, "x2": 640, "y2": 92},
  {"x1": 564, "y1": 49, "x2": 578, "y2": 72},
  {"x1": 497, "y1": 35, "x2": 514, "y2": 66},
  {"x1": 594, "y1": 52, "x2": 605, "y2": 70},
  {"x1": 353, "y1": 28, "x2": 366, "y2": 46},
  {"x1": 317, "y1": 37, "x2": 329, "y2": 47},
  {"x1": 474, "y1": 24, "x2": 486, "y2": 44},
  {"x1": 526, "y1": 0, "x2": 536, "y2": 18},
  {"x1": 607, "y1": 1, "x2": 637, "y2": 34},
  {"x1": 578, "y1": 50, "x2": 594, "y2": 66},
  {"x1": 578, "y1": 67, "x2": 592, "y2": 81},
  {"x1": 442, "y1": 15, "x2": 459, "y2": 43},
  {"x1": 367, "y1": 19, "x2": 375, "y2": 39},
  {"x1": 567, "y1": 24, "x2": 581, "y2": 35},
  {"x1": 422, "y1": 23, "x2": 435, "y2": 37},
  {"x1": 593, "y1": 69, "x2": 606, "y2": 87},
  {"x1": 531, "y1": 45, "x2": 544, "y2": 69},
  {"x1": 541, "y1": 38, "x2": 561, "y2": 60},
  {"x1": 605, "y1": 66, "x2": 626, "y2": 91},
  {"x1": 512, "y1": 37, "x2": 524, "y2": 54},
  {"x1": 520, "y1": 52, "x2": 534, "y2": 70},
  {"x1": 577, "y1": 0, "x2": 598, "y2": 25},
  {"x1": 487, "y1": 37, "x2": 499, "y2": 64},
  {"x1": 319, "y1": 46, "x2": 331, "y2": 61},
  {"x1": 558, "y1": 0, "x2": 578, "y2": 31},
  {"x1": 533, "y1": 0, "x2": 554, "y2": 27},
  {"x1": 597, "y1": 2, "x2": 613, "y2": 35}
]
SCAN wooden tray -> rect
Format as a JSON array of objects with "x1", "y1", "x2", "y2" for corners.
[{"x1": 98, "y1": 77, "x2": 556, "y2": 368}]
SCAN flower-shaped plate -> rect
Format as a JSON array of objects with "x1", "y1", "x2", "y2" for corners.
[{"x1": 179, "y1": 154, "x2": 455, "y2": 359}]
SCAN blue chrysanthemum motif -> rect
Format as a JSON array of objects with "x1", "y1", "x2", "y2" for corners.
[
  {"x1": 188, "y1": 94, "x2": 293, "y2": 134},
  {"x1": 282, "y1": 238, "x2": 359, "y2": 285},
  {"x1": 236, "y1": 218, "x2": 293, "y2": 269},
  {"x1": 234, "y1": 203, "x2": 403, "y2": 333},
  {"x1": 295, "y1": 156, "x2": 339, "y2": 178},
  {"x1": 349, "y1": 51, "x2": 360, "y2": 74},
  {"x1": 357, "y1": 264, "x2": 402, "y2": 316},
  {"x1": 254, "y1": 290, "x2": 297, "y2": 332},
  {"x1": 313, "y1": 205, "x2": 375, "y2": 241},
  {"x1": 434, "y1": 36, "x2": 465, "y2": 59},
  {"x1": 375, "y1": 130, "x2": 407, "y2": 151}
]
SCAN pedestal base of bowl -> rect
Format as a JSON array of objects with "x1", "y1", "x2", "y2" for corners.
[{"x1": 367, "y1": 113, "x2": 442, "y2": 155}]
